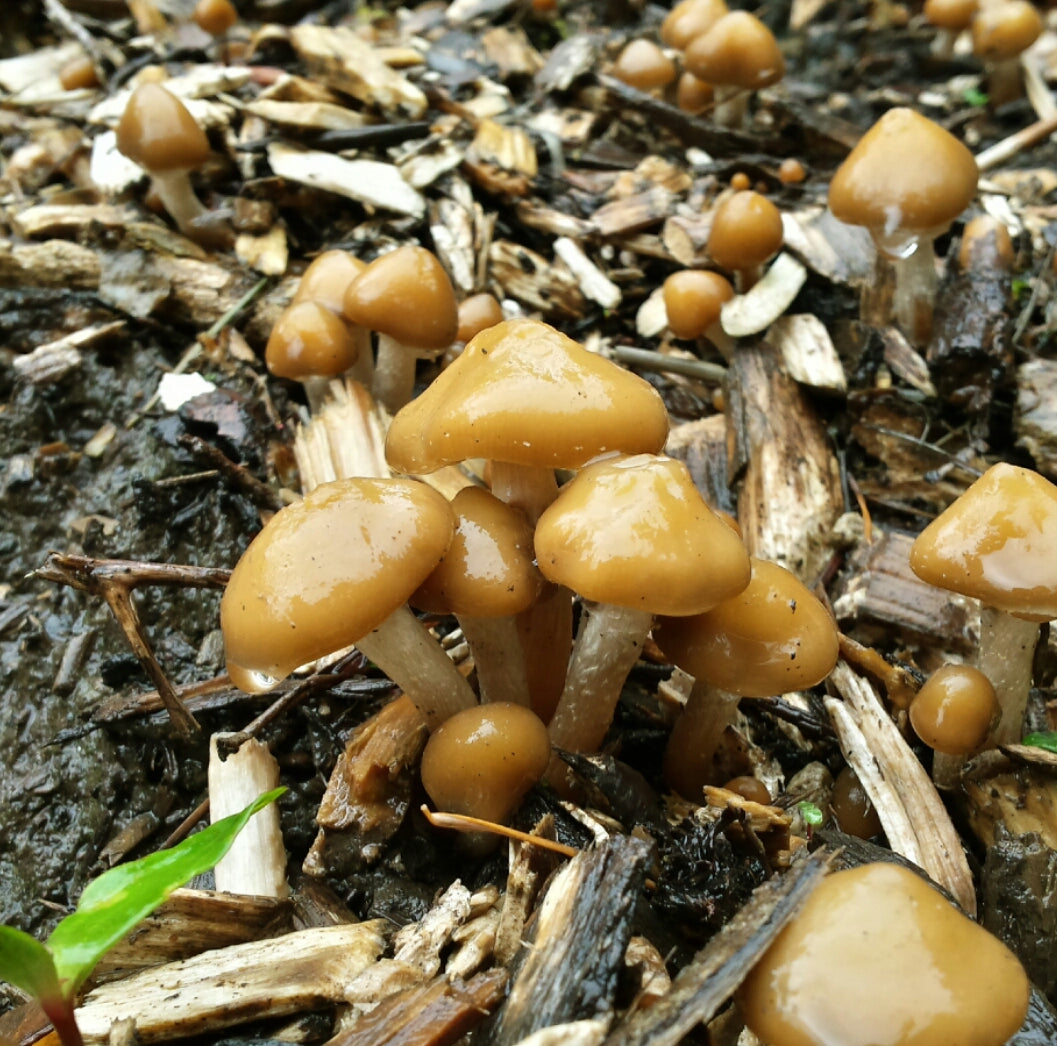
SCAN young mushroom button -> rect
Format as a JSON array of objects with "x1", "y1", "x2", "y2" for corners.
[
  {"x1": 660, "y1": 0, "x2": 729, "y2": 49},
  {"x1": 909, "y1": 664, "x2": 999, "y2": 756},
  {"x1": 707, "y1": 190, "x2": 784, "y2": 291},
  {"x1": 739, "y1": 863, "x2": 1030, "y2": 1046},
  {"x1": 220, "y1": 477, "x2": 476, "y2": 729}
]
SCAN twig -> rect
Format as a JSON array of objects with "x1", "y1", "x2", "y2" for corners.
[
  {"x1": 975, "y1": 112, "x2": 1057, "y2": 171},
  {"x1": 608, "y1": 345, "x2": 727, "y2": 383},
  {"x1": 420, "y1": 805, "x2": 579, "y2": 857}
]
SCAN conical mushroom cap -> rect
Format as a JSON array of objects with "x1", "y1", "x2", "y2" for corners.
[
  {"x1": 385, "y1": 318, "x2": 670, "y2": 474},
  {"x1": 115, "y1": 83, "x2": 210, "y2": 172},
  {"x1": 221, "y1": 477, "x2": 454, "y2": 693},
  {"x1": 909, "y1": 462, "x2": 1057, "y2": 621}
]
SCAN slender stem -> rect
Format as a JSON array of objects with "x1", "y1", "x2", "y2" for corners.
[
  {"x1": 712, "y1": 85, "x2": 748, "y2": 128},
  {"x1": 458, "y1": 614, "x2": 531, "y2": 705},
  {"x1": 488, "y1": 461, "x2": 559, "y2": 523},
  {"x1": 42, "y1": 996, "x2": 84, "y2": 1046},
  {"x1": 890, "y1": 236, "x2": 938, "y2": 347},
  {"x1": 150, "y1": 169, "x2": 208, "y2": 235},
  {"x1": 517, "y1": 582, "x2": 572, "y2": 723},
  {"x1": 547, "y1": 602, "x2": 654, "y2": 753},
  {"x1": 663, "y1": 681, "x2": 741, "y2": 799},
  {"x1": 372, "y1": 332, "x2": 417, "y2": 413},
  {"x1": 979, "y1": 607, "x2": 1039, "y2": 746},
  {"x1": 355, "y1": 604, "x2": 476, "y2": 730}
]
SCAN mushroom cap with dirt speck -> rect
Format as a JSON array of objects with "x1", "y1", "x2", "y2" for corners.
[
  {"x1": 909, "y1": 462, "x2": 1057, "y2": 621},
  {"x1": 653, "y1": 557, "x2": 838, "y2": 697},
  {"x1": 828, "y1": 108, "x2": 978, "y2": 252},
  {"x1": 533, "y1": 453, "x2": 750, "y2": 616},
  {"x1": 972, "y1": 0, "x2": 1042, "y2": 60},
  {"x1": 265, "y1": 301, "x2": 359, "y2": 380},
  {"x1": 220, "y1": 477, "x2": 454, "y2": 693},
  {"x1": 708, "y1": 190, "x2": 784, "y2": 273},
  {"x1": 738, "y1": 862, "x2": 1030, "y2": 1046},
  {"x1": 684, "y1": 11, "x2": 785, "y2": 88},
  {"x1": 115, "y1": 82, "x2": 210, "y2": 173},
  {"x1": 385, "y1": 318, "x2": 669, "y2": 474}
]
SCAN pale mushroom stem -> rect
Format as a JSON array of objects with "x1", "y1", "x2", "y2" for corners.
[
  {"x1": 663, "y1": 682, "x2": 741, "y2": 798},
  {"x1": 347, "y1": 327, "x2": 375, "y2": 388},
  {"x1": 985, "y1": 59, "x2": 1023, "y2": 108},
  {"x1": 355, "y1": 603, "x2": 477, "y2": 730},
  {"x1": 705, "y1": 321, "x2": 736, "y2": 362},
  {"x1": 547, "y1": 603, "x2": 654, "y2": 753},
  {"x1": 517, "y1": 582, "x2": 573, "y2": 723},
  {"x1": 302, "y1": 375, "x2": 333, "y2": 415},
  {"x1": 979, "y1": 606, "x2": 1039, "y2": 745},
  {"x1": 887, "y1": 235, "x2": 939, "y2": 346},
  {"x1": 488, "y1": 461, "x2": 559, "y2": 523},
  {"x1": 712, "y1": 86, "x2": 749, "y2": 128},
  {"x1": 372, "y1": 333, "x2": 425, "y2": 413},
  {"x1": 457, "y1": 613, "x2": 531, "y2": 706},
  {"x1": 151, "y1": 168, "x2": 209, "y2": 236},
  {"x1": 930, "y1": 27, "x2": 959, "y2": 58}
]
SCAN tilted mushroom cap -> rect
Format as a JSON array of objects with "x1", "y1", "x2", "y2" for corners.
[
  {"x1": 534, "y1": 454, "x2": 750, "y2": 616},
  {"x1": 385, "y1": 318, "x2": 670, "y2": 474},
  {"x1": 708, "y1": 190, "x2": 784, "y2": 273},
  {"x1": 342, "y1": 245, "x2": 458, "y2": 351},
  {"x1": 115, "y1": 82, "x2": 210, "y2": 173},
  {"x1": 663, "y1": 270, "x2": 734, "y2": 339},
  {"x1": 412, "y1": 486, "x2": 543, "y2": 617},
  {"x1": 612, "y1": 39, "x2": 677, "y2": 91},
  {"x1": 653, "y1": 557, "x2": 839, "y2": 697},
  {"x1": 221, "y1": 477, "x2": 454, "y2": 693},
  {"x1": 973, "y1": 0, "x2": 1042, "y2": 59},
  {"x1": 456, "y1": 292, "x2": 504, "y2": 344},
  {"x1": 739, "y1": 862, "x2": 1030, "y2": 1046},
  {"x1": 924, "y1": 0, "x2": 977, "y2": 31},
  {"x1": 909, "y1": 462, "x2": 1057, "y2": 621},
  {"x1": 660, "y1": 0, "x2": 729, "y2": 49},
  {"x1": 910, "y1": 663, "x2": 999, "y2": 755},
  {"x1": 265, "y1": 301, "x2": 359, "y2": 380},
  {"x1": 828, "y1": 108, "x2": 978, "y2": 253},
  {"x1": 292, "y1": 249, "x2": 366, "y2": 314},
  {"x1": 684, "y1": 11, "x2": 785, "y2": 88}
]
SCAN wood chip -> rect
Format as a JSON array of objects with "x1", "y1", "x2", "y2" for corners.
[
  {"x1": 1016, "y1": 358, "x2": 1057, "y2": 482},
  {"x1": 591, "y1": 188, "x2": 674, "y2": 239},
  {"x1": 243, "y1": 99, "x2": 368, "y2": 132},
  {"x1": 721, "y1": 253, "x2": 808, "y2": 338},
  {"x1": 553, "y1": 237, "x2": 621, "y2": 310},
  {"x1": 489, "y1": 239, "x2": 584, "y2": 318},
  {"x1": 769, "y1": 313, "x2": 847, "y2": 393}
]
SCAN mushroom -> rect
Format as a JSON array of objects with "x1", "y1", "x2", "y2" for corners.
[
  {"x1": 455, "y1": 292, "x2": 505, "y2": 346},
  {"x1": 534, "y1": 453, "x2": 751, "y2": 755},
  {"x1": 611, "y1": 39, "x2": 677, "y2": 92},
  {"x1": 828, "y1": 107, "x2": 978, "y2": 346},
  {"x1": 675, "y1": 71, "x2": 714, "y2": 115},
  {"x1": 59, "y1": 53, "x2": 100, "y2": 91},
  {"x1": 829, "y1": 765, "x2": 882, "y2": 839},
  {"x1": 707, "y1": 190, "x2": 784, "y2": 291},
  {"x1": 662, "y1": 269, "x2": 735, "y2": 357},
  {"x1": 972, "y1": 0, "x2": 1042, "y2": 107},
  {"x1": 660, "y1": 0, "x2": 729, "y2": 50},
  {"x1": 115, "y1": 82, "x2": 219, "y2": 244},
  {"x1": 192, "y1": 0, "x2": 238, "y2": 35},
  {"x1": 738, "y1": 862, "x2": 1030, "y2": 1046},
  {"x1": 265, "y1": 301, "x2": 362, "y2": 412},
  {"x1": 420, "y1": 702, "x2": 551, "y2": 829},
  {"x1": 909, "y1": 462, "x2": 1057, "y2": 747},
  {"x1": 924, "y1": 0, "x2": 977, "y2": 58},
  {"x1": 909, "y1": 663, "x2": 1000, "y2": 756},
  {"x1": 654, "y1": 557, "x2": 838, "y2": 798},
  {"x1": 342, "y1": 245, "x2": 459, "y2": 413},
  {"x1": 411, "y1": 486, "x2": 543, "y2": 706},
  {"x1": 220, "y1": 477, "x2": 476, "y2": 729},
  {"x1": 684, "y1": 11, "x2": 784, "y2": 128}
]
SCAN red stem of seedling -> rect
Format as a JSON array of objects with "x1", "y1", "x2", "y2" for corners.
[{"x1": 41, "y1": 994, "x2": 85, "y2": 1046}]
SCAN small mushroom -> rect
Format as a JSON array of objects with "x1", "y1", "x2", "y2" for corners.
[
  {"x1": 655, "y1": 557, "x2": 838, "y2": 798},
  {"x1": 738, "y1": 863, "x2": 1029, "y2": 1046},
  {"x1": 455, "y1": 292, "x2": 505, "y2": 346},
  {"x1": 707, "y1": 190, "x2": 784, "y2": 291},
  {"x1": 342, "y1": 245, "x2": 459, "y2": 413},
  {"x1": 662, "y1": 270, "x2": 735, "y2": 356},
  {"x1": 660, "y1": 0, "x2": 729, "y2": 49},
  {"x1": 909, "y1": 462, "x2": 1057, "y2": 746},
  {"x1": 972, "y1": 0, "x2": 1042, "y2": 107},
  {"x1": 675, "y1": 71, "x2": 714, "y2": 115},
  {"x1": 828, "y1": 107, "x2": 978, "y2": 345},
  {"x1": 923, "y1": 0, "x2": 977, "y2": 58},
  {"x1": 220, "y1": 477, "x2": 476, "y2": 728},
  {"x1": 611, "y1": 39, "x2": 677, "y2": 92},
  {"x1": 909, "y1": 663, "x2": 1000, "y2": 756},
  {"x1": 829, "y1": 765, "x2": 882, "y2": 839},
  {"x1": 192, "y1": 0, "x2": 238, "y2": 35}
]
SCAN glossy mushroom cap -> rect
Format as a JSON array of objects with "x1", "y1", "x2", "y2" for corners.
[
  {"x1": 115, "y1": 82, "x2": 210, "y2": 174},
  {"x1": 265, "y1": 301, "x2": 359, "y2": 380},
  {"x1": 777, "y1": 158, "x2": 806, "y2": 184},
  {"x1": 534, "y1": 454, "x2": 750, "y2": 616},
  {"x1": 910, "y1": 663, "x2": 1000, "y2": 754},
  {"x1": 412, "y1": 486, "x2": 542, "y2": 617},
  {"x1": 739, "y1": 862, "x2": 1030, "y2": 1046},
  {"x1": 343, "y1": 245, "x2": 458, "y2": 351},
  {"x1": 385, "y1": 318, "x2": 669, "y2": 474},
  {"x1": 220, "y1": 477, "x2": 454, "y2": 693},
  {"x1": 663, "y1": 270, "x2": 734, "y2": 340},
  {"x1": 830, "y1": 766, "x2": 882, "y2": 838},
  {"x1": 708, "y1": 191, "x2": 784, "y2": 273},
  {"x1": 293, "y1": 249, "x2": 367, "y2": 314},
  {"x1": 909, "y1": 463, "x2": 1057, "y2": 622},
  {"x1": 957, "y1": 214, "x2": 1014, "y2": 271},
  {"x1": 660, "y1": 0, "x2": 729, "y2": 49},
  {"x1": 192, "y1": 0, "x2": 238, "y2": 35},
  {"x1": 420, "y1": 702, "x2": 551, "y2": 824},
  {"x1": 675, "y1": 71, "x2": 714, "y2": 114},
  {"x1": 828, "y1": 108, "x2": 978, "y2": 256},
  {"x1": 972, "y1": 0, "x2": 1042, "y2": 60},
  {"x1": 456, "y1": 292, "x2": 504, "y2": 344},
  {"x1": 684, "y1": 11, "x2": 785, "y2": 88},
  {"x1": 924, "y1": 0, "x2": 976, "y2": 30},
  {"x1": 653, "y1": 558, "x2": 839, "y2": 697},
  {"x1": 612, "y1": 39, "x2": 677, "y2": 91}
]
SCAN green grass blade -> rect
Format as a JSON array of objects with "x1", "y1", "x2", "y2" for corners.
[
  {"x1": 0, "y1": 925, "x2": 61, "y2": 1000},
  {"x1": 48, "y1": 787, "x2": 284, "y2": 995}
]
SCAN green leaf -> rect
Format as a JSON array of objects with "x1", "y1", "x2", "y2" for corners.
[
  {"x1": 0, "y1": 925, "x2": 61, "y2": 1001},
  {"x1": 798, "y1": 800, "x2": 824, "y2": 827},
  {"x1": 963, "y1": 86, "x2": 989, "y2": 107},
  {"x1": 48, "y1": 787, "x2": 284, "y2": 995},
  {"x1": 1023, "y1": 731, "x2": 1057, "y2": 755}
]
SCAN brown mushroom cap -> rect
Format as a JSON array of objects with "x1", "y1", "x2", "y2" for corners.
[
  {"x1": 342, "y1": 245, "x2": 458, "y2": 351},
  {"x1": 660, "y1": 0, "x2": 730, "y2": 49},
  {"x1": 663, "y1": 270, "x2": 735, "y2": 339},
  {"x1": 957, "y1": 214, "x2": 1014, "y2": 272},
  {"x1": 220, "y1": 477, "x2": 454, "y2": 693},
  {"x1": 972, "y1": 0, "x2": 1042, "y2": 59},
  {"x1": 739, "y1": 862, "x2": 1030, "y2": 1046},
  {"x1": 684, "y1": 11, "x2": 785, "y2": 89},
  {"x1": 115, "y1": 82, "x2": 211, "y2": 173},
  {"x1": 828, "y1": 108, "x2": 978, "y2": 253},
  {"x1": 612, "y1": 39, "x2": 677, "y2": 91},
  {"x1": 910, "y1": 663, "x2": 1000, "y2": 754},
  {"x1": 708, "y1": 190, "x2": 784, "y2": 273},
  {"x1": 924, "y1": 0, "x2": 977, "y2": 31},
  {"x1": 292, "y1": 250, "x2": 367, "y2": 314},
  {"x1": 265, "y1": 301, "x2": 359, "y2": 380},
  {"x1": 420, "y1": 702, "x2": 551, "y2": 824},
  {"x1": 653, "y1": 557, "x2": 839, "y2": 697},
  {"x1": 909, "y1": 463, "x2": 1057, "y2": 621},
  {"x1": 412, "y1": 486, "x2": 543, "y2": 618},
  {"x1": 192, "y1": 0, "x2": 238, "y2": 35},
  {"x1": 830, "y1": 766, "x2": 882, "y2": 839},
  {"x1": 675, "y1": 71, "x2": 714, "y2": 114},
  {"x1": 534, "y1": 454, "x2": 750, "y2": 616},
  {"x1": 385, "y1": 318, "x2": 669, "y2": 474},
  {"x1": 456, "y1": 292, "x2": 504, "y2": 344}
]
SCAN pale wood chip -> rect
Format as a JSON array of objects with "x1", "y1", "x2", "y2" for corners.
[
  {"x1": 553, "y1": 237, "x2": 621, "y2": 310},
  {"x1": 769, "y1": 313, "x2": 847, "y2": 393},
  {"x1": 243, "y1": 99, "x2": 368, "y2": 132}
]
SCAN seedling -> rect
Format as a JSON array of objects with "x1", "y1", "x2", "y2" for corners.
[
  {"x1": 0, "y1": 787, "x2": 284, "y2": 1046},
  {"x1": 1023, "y1": 730, "x2": 1057, "y2": 754}
]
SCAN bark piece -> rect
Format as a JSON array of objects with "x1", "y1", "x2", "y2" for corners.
[
  {"x1": 769, "y1": 313, "x2": 847, "y2": 393},
  {"x1": 1016, "y1": 358, "x2": 1057, "y2": 482}
]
